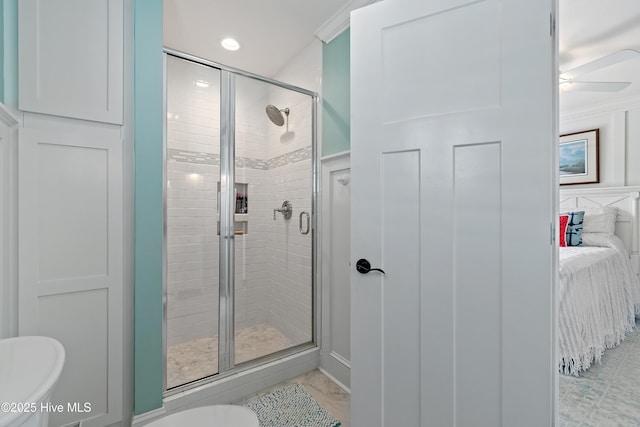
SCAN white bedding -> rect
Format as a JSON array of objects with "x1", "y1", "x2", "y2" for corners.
[{"x1": 558, "y1": 234, "x2": 640, "y2": 376}]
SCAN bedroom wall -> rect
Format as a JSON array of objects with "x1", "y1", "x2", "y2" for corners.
[
  {"x1": 626, "y1": 108, "x2": 640, "y2": 186},
  {"x1": 560, "y1": 95, "x2": 640, "y2": 188}
]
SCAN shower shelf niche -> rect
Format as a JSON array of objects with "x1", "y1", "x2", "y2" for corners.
[{"x1": 217, "y1": 182, "x2": 249, "y2": 235}]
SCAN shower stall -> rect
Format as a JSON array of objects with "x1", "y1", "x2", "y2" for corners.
[{"x1": 163, "y1": 51, "x2": 317, "y2": 391}]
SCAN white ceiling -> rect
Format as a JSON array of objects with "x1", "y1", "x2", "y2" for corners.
[
  {"x1": 163, "y1": 0, "x2": 352, "y2": 78},
  {"x1": 559, "y1": 0, "x2": 640, "y2": 112},
  {"x1": 164, "y1": 0, "x2": 640, "y2": 112}
]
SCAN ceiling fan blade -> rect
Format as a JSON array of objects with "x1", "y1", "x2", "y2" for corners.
[
  {"x1": 560, "y1": 49, "x2": 640, "y2": 79},
  {"x1": 561, "y1": 81, "x2": 631, "y2": 93}
]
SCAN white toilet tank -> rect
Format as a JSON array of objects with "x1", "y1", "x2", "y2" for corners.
[{"x1": 0, "y1": 336, "x2": 65, "y2": 427}]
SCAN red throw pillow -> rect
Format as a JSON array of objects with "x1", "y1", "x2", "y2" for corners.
[{"x1": 559, "y1": 215, "x2": 569, "y2": 247}]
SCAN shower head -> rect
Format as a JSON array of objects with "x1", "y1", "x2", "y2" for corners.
[{"x1": 265, "y1": 104, "x2": 289, "y2": 127}]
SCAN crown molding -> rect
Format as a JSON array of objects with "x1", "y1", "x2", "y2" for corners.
[
  {"x1": 560, "y1": 93, "x2": 640, "y2": 122},
  {"x1": 315, "y1": 0, "x2": 381, "y2": 44},
  {"x1": 0, "y1": 103, "x2": 19, "y2": 127}
]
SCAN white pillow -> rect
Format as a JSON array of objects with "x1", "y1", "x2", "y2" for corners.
[
  {"x1": 581, "y1": 206, "x2": 617, "y2": 234},
  {"x1": 582, "y1": 232, "x2": 628, "y2": 257}
]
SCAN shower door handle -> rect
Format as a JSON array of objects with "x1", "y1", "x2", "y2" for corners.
[{"x1": 299, "y1": 211, "x2": 310, "y2": 235}]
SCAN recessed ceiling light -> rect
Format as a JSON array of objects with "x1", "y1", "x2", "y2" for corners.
[
  {"x1": 221, "y1": 38, "x2": 240, "y2": 51},
  {"x1": 194, "y1": 79, "x2": 210, "y2": 88}
]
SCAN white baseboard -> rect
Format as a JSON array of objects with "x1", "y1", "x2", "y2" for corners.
[
  {"x1": 131, "y1": 406, "x2": 167, "y2": 426},
  {"x1": 319, "y1": 367, "x2": 351, "y2": 394}
]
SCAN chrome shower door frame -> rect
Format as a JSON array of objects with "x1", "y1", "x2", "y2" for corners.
[
  {"x1": 162, "y1": 49, "x2": 319, "y2": 395},
  {"x1": 218, "y1": 69, "x2": 236, "y2": 373}
]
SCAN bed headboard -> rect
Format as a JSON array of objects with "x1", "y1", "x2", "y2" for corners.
[{"x1": 559, "y1": 186, "x2": 640, "y2": 275}]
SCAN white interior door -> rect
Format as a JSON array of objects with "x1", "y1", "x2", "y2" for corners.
[{"x1": 350, "y1": 0, "x2": 558, "y2": 426}]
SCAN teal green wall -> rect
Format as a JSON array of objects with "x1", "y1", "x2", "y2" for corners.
[
  {"x1": 134, "y1": 0, "x2": 164, "y2": 415},
  {"x1": 322, "y1": 29, "x2": 350, "y2": 157},
  {"x1": 1, "y1": 0, "x2": 18, "y2": 105},
  {"x1": 1, "y1": 3, "x2": 5, "y2": 102}
]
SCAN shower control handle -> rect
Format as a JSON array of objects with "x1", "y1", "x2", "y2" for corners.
[
  {"x1": 273, "y1": 200, "x2": 293, "y2": 220},
  {"x1": 299, "y1": 211, "x2": 310, "y2": 235},
  {"x1": 356, "y1": 258, "x2": 385, "y2": 275}
]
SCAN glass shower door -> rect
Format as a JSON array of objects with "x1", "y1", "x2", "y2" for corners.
[
  {"x1": 165, "y1": 56, "x2": 221, "y2": 389},
  {"x1": 165, "y1": 51, "x2": 316, "y2": 391},
  {"x1": 232, "y1": 75, "x2": 313, "y2": 365}
]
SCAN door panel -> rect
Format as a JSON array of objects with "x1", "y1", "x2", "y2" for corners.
[
  {"x1": 381, "y1": 150, "x2": 421, "y2": 425},
  {"x1": 381, "y1": 0, "x2": 501, "y2": 122},
  {"x1": 453, "y1": 142, "x2": 502, "y2": 426},
  {"x1": 351, "y1": 0, "x2": 557, "y2": 425}
]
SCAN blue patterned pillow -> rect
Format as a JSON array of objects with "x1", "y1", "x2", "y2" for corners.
[{"x1": 562, "y1": 211, "x2": 584, "y2": 246}]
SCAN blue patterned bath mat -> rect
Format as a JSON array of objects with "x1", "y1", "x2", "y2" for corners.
[{"x1": 244, "y1": 384, "x2": 341, "y2": 427}]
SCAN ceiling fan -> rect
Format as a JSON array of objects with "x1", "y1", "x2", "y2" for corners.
[{"x1": 559, "y1": 49, "x2": 640, "y2": 92}]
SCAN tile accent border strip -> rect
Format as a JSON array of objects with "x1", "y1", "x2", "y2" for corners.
[{"x1": 167, "y1": 146, "x2": 311, "y2": 170}]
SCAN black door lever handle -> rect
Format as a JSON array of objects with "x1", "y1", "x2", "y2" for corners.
[{"x1": 356, "y1": 258, "x2": 385, "y2": 275}]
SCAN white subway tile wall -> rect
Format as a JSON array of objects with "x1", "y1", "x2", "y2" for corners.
[
  {"x1": 166, "y1": 161, "x2": 220, "y2": 348},
  {"x1": 268, "y1": 159, "x2": 313, "y2": 346},
  {"x1": 166, "y1": 56, "x2": 313, "y2": 382}
]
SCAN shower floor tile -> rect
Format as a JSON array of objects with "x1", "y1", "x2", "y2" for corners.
[{"x1": 167, "y1": 323, "x2": 291, "y2": 389}]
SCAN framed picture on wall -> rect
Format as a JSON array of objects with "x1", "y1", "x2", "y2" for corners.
[{"x1": 559, "y1": 129, "x2": 599, "y2": 185}]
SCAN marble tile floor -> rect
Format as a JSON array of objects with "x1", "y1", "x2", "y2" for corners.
[
  {"x1": 169, "y1": 321, "x2": 640, "y2": 425},
  {"x1": 234, "y1": 369, "x2": 351, "y2": 427},
  {"x1": 230, "y1": 344, "x2": 640, "y2": 427},
  {"x1": 560, "y1": 320, "x2": 640, "y2": 426},
  {"x1": 167, "y1": 323, "x2": 291, "y2": 389}
]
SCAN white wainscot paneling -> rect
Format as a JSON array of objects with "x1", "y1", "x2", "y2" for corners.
[
  {"x1": 38, "y1": 290, "x2": 109, "y2": 422},
  {"x1": 320, "y1": 153, "x2": 351, "y2": 391},
  {"x1": 627, "y1": 107, "x2": 640, "y2": 186},
  {"x1": 19, "y1": 0, "x2": 124, "y2": 124},
  {"x1": 560, "y1": 96, "x2": 640, "y2": 188},
  {"x1": 0, "y1": 105, "x2": 19, "y2": 339},
  {"x1": 18, "y1": 129, "x2": 123, "y2": 427},
  {"x1": 38, "y1": 144, "x2": 108, "y2": 280}
]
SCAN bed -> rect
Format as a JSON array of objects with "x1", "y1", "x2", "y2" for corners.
[{"x1": 558, "y1": 186, "x2": 640, "y2": 376}]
